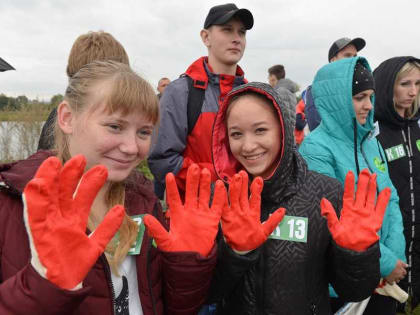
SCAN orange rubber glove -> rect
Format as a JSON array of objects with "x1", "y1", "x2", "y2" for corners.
[
  {"x1": 321, "y1": 169, "x2": 390, "y2": 252},
  {"x1": 143, "y1": 164, "x2": 226, "y2": 257},
  {"x1": 23, "y1": 155, "x2": 125, "y2": 290},
  {"x1": 221, "y1": 171, "x2": 286, "y2": 252}
]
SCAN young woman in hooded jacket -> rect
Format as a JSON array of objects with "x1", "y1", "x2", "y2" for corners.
[
  {"x1": 299, "y1": 57, "x2": 407, "y2": 314},
  {"x1": 373, "y1": 56, "x2": 420, "y2": 311},
  {"x1": 0, "y1": 60, "x2": 225, "y2": 315},
  {"x1": 207, "y1": 81, "x2": 389, "y2": 314}
]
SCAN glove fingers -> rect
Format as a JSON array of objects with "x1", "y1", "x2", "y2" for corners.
[
  {"x1": 374, "y1": 187, "x2": 391, "y2": 232},
  {"x1": 165, "y1": 173, "x2": 182, "y2": 214},
  {"x1": 342, "y1": 170, "x2": 355, "y2": 205},
  {"x1": 211, "y1": 180, "x2": 227, "y2": 219},
  {"x1": 320, "y1": 198, "x2": 339, "y2": 234},
  {"x1": 143, "y1": 214, "x2": 170, "y2": 248},
  {"x1": 262, "y1": 208, "x2": 286, "y2": 236},
  {"x1": 58, "y1": 155, "x2": 87, "y2": 208},
  {"x1": 365, "y1": 173, "x2": 378, "y2": 210},
  {"x1": 355, "y1": 169, "x2": 371, "y2": 209},
  {"x1": 90, "y1": 205, "x2": 125, "y2": 250},
  {"x1": 23, "y1": 181, "x2": 50, "y2": 232},
  {"x1": 34, "y1": 156, "x2": 62, "y2": 182},
  {"x1": 72, "y1": 165, "x2": 108, "y2": 230},
  {"x1": 184, "y1": 164, "x2": 200, "y2": 210},
  {"x1": 239, "y1": 171, "x2": 249, "y2": 211},
  {"x1": 198, "y1": 168, "x2": 211, "y2": 209},
  {"x1": 229, "y1": 173, "x2": 242, "y2": 214},
  {"x1": 249, "y1": 177, "x2": 263, "y2": 220}
]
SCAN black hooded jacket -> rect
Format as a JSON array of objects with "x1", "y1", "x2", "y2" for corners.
[
  {"x1": 209, "y1": 82, "x2": 381, "y2": 315},
  {"x1": 374, "y1": 56, "x2": 420, "y2": 303}
]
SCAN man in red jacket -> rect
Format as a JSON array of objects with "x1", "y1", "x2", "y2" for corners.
[{"x1": 148, "y1": 3, "x2": 253, "y2": 199}]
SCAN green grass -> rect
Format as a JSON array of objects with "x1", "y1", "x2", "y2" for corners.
[{"x1": 0, "y1": 109, "x2": 49, "y2": 121}]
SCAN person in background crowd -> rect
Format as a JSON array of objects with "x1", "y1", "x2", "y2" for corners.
[
  {"x1": 267, "y1": 64, "x2": 303, "y2": 146},
  {"x1": 148, "y1": 3, "x2": 253, "y2": 199},
  {"x1": 157, "y1": 77, "x2": 171, "y2": 99},
  {"x1": 374, "y1": 56, "x2": 420, "y2": 313},
  {"x1": 268, "y1": 64, "x2": 299, "y2": 95},
  {"x1": 0, "y1": 60, "x2": 222, "y2": 315},
  {"x1": 299, "y1": 57, "x2": 406, "y2": 314},
  {"x1": 37, "y1": 30, "x2": 130, "y2": 151},
  {"x1": 305, "y1": 37, "x2": 366, "y2": 132}
]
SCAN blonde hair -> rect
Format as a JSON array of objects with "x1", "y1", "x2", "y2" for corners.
[
  {"x1": 55, "y1": 60, "x2": 159, "y2": 274},
  {"x1": 394, "y1": 61, "x2": 420, "y2": 118},
  {"x1": 67, "y1": 31, "x2": 129, "y2": 78}
]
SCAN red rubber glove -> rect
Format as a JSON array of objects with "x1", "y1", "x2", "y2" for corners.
[
  {"x1": 143, "y1": 164, "x2": 226, "y2": 257},
  {"x1": 321, "y1": 169, "x2": 390, "y2": 252},
  {"x1": 23, "y1": 155, "x2": 125, "y2": 290},
  {"x1": 221, "y1": 171, "x2": 286, "y2": 252}
]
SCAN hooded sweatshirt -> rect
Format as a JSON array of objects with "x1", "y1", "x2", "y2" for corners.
[
  {"x1": 299, "y1": 57, "x2": 406, "y2": 280},
  {"x1": 374, "y1": 56, "x2": 420, "y2": 302},
  {"x1": 210, "y1": 82, "x2": 380, "y2": 314}
]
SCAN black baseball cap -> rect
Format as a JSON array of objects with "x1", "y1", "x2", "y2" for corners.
[
  {"x1": 328, "y1": 37, "x2": 366, "y2": 62},
  {"x1": 204, "y1": 3, "x2": 254, "y2": 30}
]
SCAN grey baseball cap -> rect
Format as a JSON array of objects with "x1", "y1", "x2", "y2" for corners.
[{"x1": 328, "y1": 37, "x2": 366, "y2": 62}]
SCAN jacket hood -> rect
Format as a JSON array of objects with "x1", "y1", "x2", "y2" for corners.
[
  {"x1": 312, "y1": 56, "x2": 374, "y2": 142},
  {"x1": 373, "y1": 56, "x2": 420, "y2": 127},
  {"x1": 212, "y1": 82, "x2": 307, "y2": 204}
]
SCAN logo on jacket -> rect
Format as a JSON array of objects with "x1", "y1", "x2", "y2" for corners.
[{"x1": 373, "y1": 157, "x2": 385, "y2": 173}]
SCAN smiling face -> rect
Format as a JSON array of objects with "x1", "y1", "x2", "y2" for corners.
[
  {"x1": 393, "y1": 66, "x2": 420, "y2": 118},
  {"x1": 226, "y1": 94, "x2": 282, "y2": 179},
  {"x1": 201, "y1": 19, "x2": 246, "y2": 71},
  {"x1": 352, "y1": 89, "x2": 374, "y2": 125},
  {"x1": 58, "y1": 81, "x2": 155, "y2": 183}
]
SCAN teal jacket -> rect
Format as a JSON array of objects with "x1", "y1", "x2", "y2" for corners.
[{"x1": 299, "y1": 57, "x2": 406, "y2": 280}]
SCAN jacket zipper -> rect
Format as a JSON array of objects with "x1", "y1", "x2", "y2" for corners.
[
  {"x1": 102, "y1": 254, "x2": 116, "y2": 315},
  {"x1": 402, "y1": 126, "x2": 415, "y2": 295}
]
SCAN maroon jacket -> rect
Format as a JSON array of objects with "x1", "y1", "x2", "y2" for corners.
[{"x1": 0, "y1": 151, "x2": 216, "y2": 315}]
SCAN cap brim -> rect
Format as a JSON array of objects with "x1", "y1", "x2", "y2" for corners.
[
  {"x1": 212, "y1": 8, "x2": 254, "y2": 30},
  {"x1": 348, "y1": 38, "x2": 366, "y2": 52}
]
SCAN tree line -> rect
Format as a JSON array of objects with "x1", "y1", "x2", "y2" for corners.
[{"x1": 0, "y1": 93, "x2": 63, "y2": 111}]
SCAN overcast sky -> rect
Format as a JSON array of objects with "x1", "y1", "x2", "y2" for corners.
[{"x1": 0, "y1": 0, "x2": 419, "y2": 101}]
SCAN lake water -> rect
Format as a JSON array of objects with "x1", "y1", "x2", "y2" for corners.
[{"x1": 0, "y1": 121, "x2": 44, "y2": 161}]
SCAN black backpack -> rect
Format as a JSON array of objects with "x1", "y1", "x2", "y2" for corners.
[{"x1": 185, "y1": 76, "x2": 206, "y2": 134}]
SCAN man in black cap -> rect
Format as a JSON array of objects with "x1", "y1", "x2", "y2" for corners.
[
  {"x1": 304, "y1": 37, "x2": 366, "y2": 132},
  {"x1": 329, "y1": 37, "x2": 366, "y2": 62},
  {"x1": 148, "y1": 3, "x2": 253, "y2": 199}
]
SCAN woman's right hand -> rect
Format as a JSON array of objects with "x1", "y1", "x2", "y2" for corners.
[
  {"x1": 23, "y1": 155, "x2": 125, "y2": 290},
  {"x1": 221, "y1": 171, "x2": 286, "y2": 253},
  {"x1": 385, "y1": 260, "x2": 408, "y2": 284}
]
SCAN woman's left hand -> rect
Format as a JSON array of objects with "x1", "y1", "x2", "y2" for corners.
[
  {"x1": 221, "y1": 171, "x2": 286, "y2": 253},
  {"x1": 321, "y1": 169, "x2": 390, "y2": 252}
]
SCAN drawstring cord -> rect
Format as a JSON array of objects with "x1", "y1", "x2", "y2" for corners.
[
  {"x1": 353, "y1": 118, "x2": 361, "y2": 176},
  {"x1": 376, "y1": 140, "x2": 385, "y2": 164}
]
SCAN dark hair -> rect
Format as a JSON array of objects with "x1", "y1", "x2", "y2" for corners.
[{"x1": 268, "y1": 65, "x2": 286, "y2": 80}]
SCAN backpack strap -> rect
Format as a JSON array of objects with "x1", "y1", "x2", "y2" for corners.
[{"x1": 186, "y1": 76, "x2": 206, "y2": 134}]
